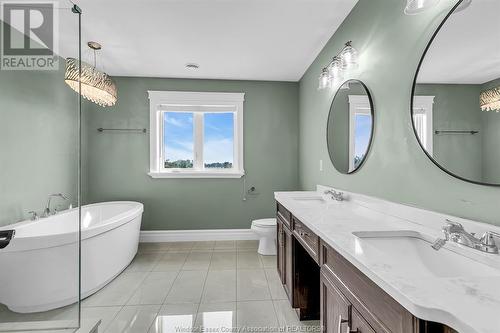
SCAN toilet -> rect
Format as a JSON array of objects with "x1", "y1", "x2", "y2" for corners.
[{"x1": 251, "y1": 218, "x2": 277, "y2": 255}]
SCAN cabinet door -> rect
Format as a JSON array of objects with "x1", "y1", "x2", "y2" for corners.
[
  {"x1": 283, "y1": 224, "x2": 293, "y2": 302},
  {"x1": 277, "y1": 220, "x2": 284, "y2": 283},
  {"x1": 321, "y1": 270, "x2": 351, "y2": 333},
  {"x1": 351, "y1": 308, "x2": 376, "y2": 333}
]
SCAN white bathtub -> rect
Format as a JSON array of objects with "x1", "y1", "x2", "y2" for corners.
[{"x1": 0, "y1": 201, "x2": 143, "y2": 313}]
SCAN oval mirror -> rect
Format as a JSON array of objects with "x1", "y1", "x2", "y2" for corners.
[
  {"x1": 327, "y1": 79, "x2": 374, "y2": 174},
  {"x1": 411, "y1": 0, "x2": 500, "y2": 185}
]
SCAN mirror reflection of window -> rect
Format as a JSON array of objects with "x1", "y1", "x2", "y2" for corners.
[
  {"x1": 412, "y1": 96, "x2": 435, "y2": 156},
  {"x1": 348, "y1": 96, "x2": 372, "y2": 172},
  {"x1": 353, "y1": 114, "x2": 372, "y2": 170}
]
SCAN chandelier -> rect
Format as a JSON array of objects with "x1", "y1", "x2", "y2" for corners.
[
  {"x1": 64, "y1": 42, "x2": 117, "y2": 107},
  {"x1": 480, "y1": 87, "x2": 500, "y2": 112}
]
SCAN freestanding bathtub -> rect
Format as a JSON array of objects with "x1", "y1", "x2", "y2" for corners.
[{"x1": 0, "y1": 201, "x2": 143, "y2": 313}]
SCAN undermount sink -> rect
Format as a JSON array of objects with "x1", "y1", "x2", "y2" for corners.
[
  {"x1": 352, "y1": 230, "x2": 500, "y2": 278},
  {"x1": 292, "y1": 196, "x2": 328, "y2": 205}
]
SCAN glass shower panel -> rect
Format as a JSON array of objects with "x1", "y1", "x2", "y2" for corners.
[{"x1": 0, "y1": 1, "x2": 81, "y2": 332}]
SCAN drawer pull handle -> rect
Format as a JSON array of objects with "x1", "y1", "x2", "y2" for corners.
[
  {"x1": 337, "y1": 315, "x2": 348, "y2": 333},
  {"x1": 298, "y1": 229, "x2": 310, "y2": 237}
]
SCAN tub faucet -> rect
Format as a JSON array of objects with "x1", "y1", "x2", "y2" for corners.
[{"x1": 42, "y1": 193, "x2": 69, "y2": 218}]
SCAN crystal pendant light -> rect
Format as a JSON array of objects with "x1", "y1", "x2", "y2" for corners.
[
  {"x1": 318, "y1": 68, "x2": 331, "y2": 90},
  {"x1": 328, "y1": 56, "x2": 344, "y2": 84},
  {"x1": 64, "y1": 42, "x2": 117, "y2": 107},
  {"x1": 404, "y1": 0, "x2": 440, "y2": 15},
  {"x1": 480, "y1": 87, "x2": 500, "y2": 112},
  {"x1": 340, "y1": 41, "x2": 358, "y2": 70}
]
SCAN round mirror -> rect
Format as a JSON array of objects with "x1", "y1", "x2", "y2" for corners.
[
  {"x1": 411, "y1": 0, "x2": 500, "y2": 185},
  {"x1": 327, "y1": 79, "x2": 374, "y2": 174}
]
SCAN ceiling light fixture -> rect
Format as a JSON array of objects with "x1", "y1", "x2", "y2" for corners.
[
  {"x1": 318, "y1": 41, "x2": 359, "y2": 90},
  {"x1": 480, "y1": 87, "x2": 500, "y2": 112},
  {"x1": 64, "y1": 42, "x2": 117, "y2": 107}
]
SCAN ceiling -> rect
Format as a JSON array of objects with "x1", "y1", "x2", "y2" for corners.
[
  {"x1": 60, "y1": 0, "x2": 358, "y2": 81},
  {"x1": 417, "y1": 0, "x2": 500, "y2": 85}
]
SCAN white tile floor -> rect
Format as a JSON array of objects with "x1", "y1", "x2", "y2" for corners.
[{"x1": 0, "y1": 240, "x2": 320, "y2": 333}]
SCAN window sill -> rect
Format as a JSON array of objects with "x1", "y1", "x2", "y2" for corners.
[{"x1": 148, "y1": 171, "x2": 245, "y2": 179}]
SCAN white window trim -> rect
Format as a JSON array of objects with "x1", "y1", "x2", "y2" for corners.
[
  {"x1": 348, "y1": 95, "x2": 372, "y2": 172},
  {"x1": 413, "y1": 96, "x2": 435, "y2": 157},
  {"x1": 147, "y1": 91, "x2": 245, "y2": 179}
]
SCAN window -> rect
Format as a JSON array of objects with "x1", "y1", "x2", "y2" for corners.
[
  {"x1": 413, "y1": 96, "x2": 434, "y2": 156},
  {"x1": 148, "y1": 91, "x2": 245, "y2": 178},
  {"x1": 348, "y1": 95, "x2": 373, "y2": 172}
]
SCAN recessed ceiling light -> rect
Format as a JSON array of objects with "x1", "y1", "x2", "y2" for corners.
[{"x1": 185, "y1": 63, "x2": 200, "y2": 70}]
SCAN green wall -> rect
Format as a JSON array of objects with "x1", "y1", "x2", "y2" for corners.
[
  {"x1": 0, "y1": 67, "x2": 80, "y2": 227},
  {"x1": 298, "y1": 0, "x2": 500, "y2": 225},
  {"x1": 415, "y1": 84, "x2": 483, "y2": 181},
  {"x1": 85, "y1": 77, "x2": 299, "y2": 230}
]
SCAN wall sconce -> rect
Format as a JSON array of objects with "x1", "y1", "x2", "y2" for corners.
[{"x1": 318, "y1": 41, "x2": 359, "y2": 90}]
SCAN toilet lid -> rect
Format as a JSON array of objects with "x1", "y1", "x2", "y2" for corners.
[{"x1": 252, "y1": 218, "x2": 277, "y2": 227}]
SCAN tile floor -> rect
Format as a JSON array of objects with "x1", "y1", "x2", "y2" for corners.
[{"x1": 0, "y1": 240, "x2": 320, "y2": 333}]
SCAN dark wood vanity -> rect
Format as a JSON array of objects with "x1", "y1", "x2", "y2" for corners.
[{"x1": 276, "y1": 202, "x2": 457, "y2": 333}]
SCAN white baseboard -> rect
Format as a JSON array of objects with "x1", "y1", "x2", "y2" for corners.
[{"x1": 140, "y1": 229, "x2": 258, "y2": 243}]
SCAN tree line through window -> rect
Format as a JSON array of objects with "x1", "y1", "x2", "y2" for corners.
[{"x1": 163, "y1": 112, "x2": 234, "y2": 169}]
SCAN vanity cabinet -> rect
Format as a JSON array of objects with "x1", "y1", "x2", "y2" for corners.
[
  {"x1": 277, "y1": 219, "x2": 284, "y2": 281},
  {"x1": 277, "y1": 212, "x2": 293, "y2": 303},
  {"x1": 293, "y1": 216, "x2": 320, "y2": 263},
  {"x1": 275, "y1": 201, "x2": 456, "y2": 333},
  {"x1": 320, "y1": 241, "x2": 416, "y2": 333},
  {"x1": 320, "y1": 271, "x2": 351, "y2": 333},
  {"x1": 352, "y1": 308, "x2": 377, "y2": 333}
]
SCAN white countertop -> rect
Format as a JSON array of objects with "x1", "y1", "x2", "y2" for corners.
[{"x1": 275, "y1": 186, "x2": 500, "y2": 333}]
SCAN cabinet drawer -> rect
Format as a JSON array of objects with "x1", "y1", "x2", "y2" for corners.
[
  {"x1": 276, "y1": 202, "x2": 291, "y2": 229},
  {"x1": 320, "y1": 241, "x2": 416, "y2": 333},
  {"x1": 293, "y1": 218, "x2": 319, "y2": 263}
]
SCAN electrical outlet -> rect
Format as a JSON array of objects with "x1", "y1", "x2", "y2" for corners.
[{"x1": 319, "y1": 159, "x2": 323, "y2": 172}]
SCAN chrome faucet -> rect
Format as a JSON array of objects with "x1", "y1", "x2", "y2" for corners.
[
  {"x1": 28, "y1": 211, "x2": 39, "y2": 221},
  {"x1": 324, "y1": 189, "x2": 344, "y2": 201},
  {"x1": 432, "y1": 219, "x2": 499, "y2": 254},
  {"x1": 42, "y1": 193, "x2": 69, "y2": 218}
]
